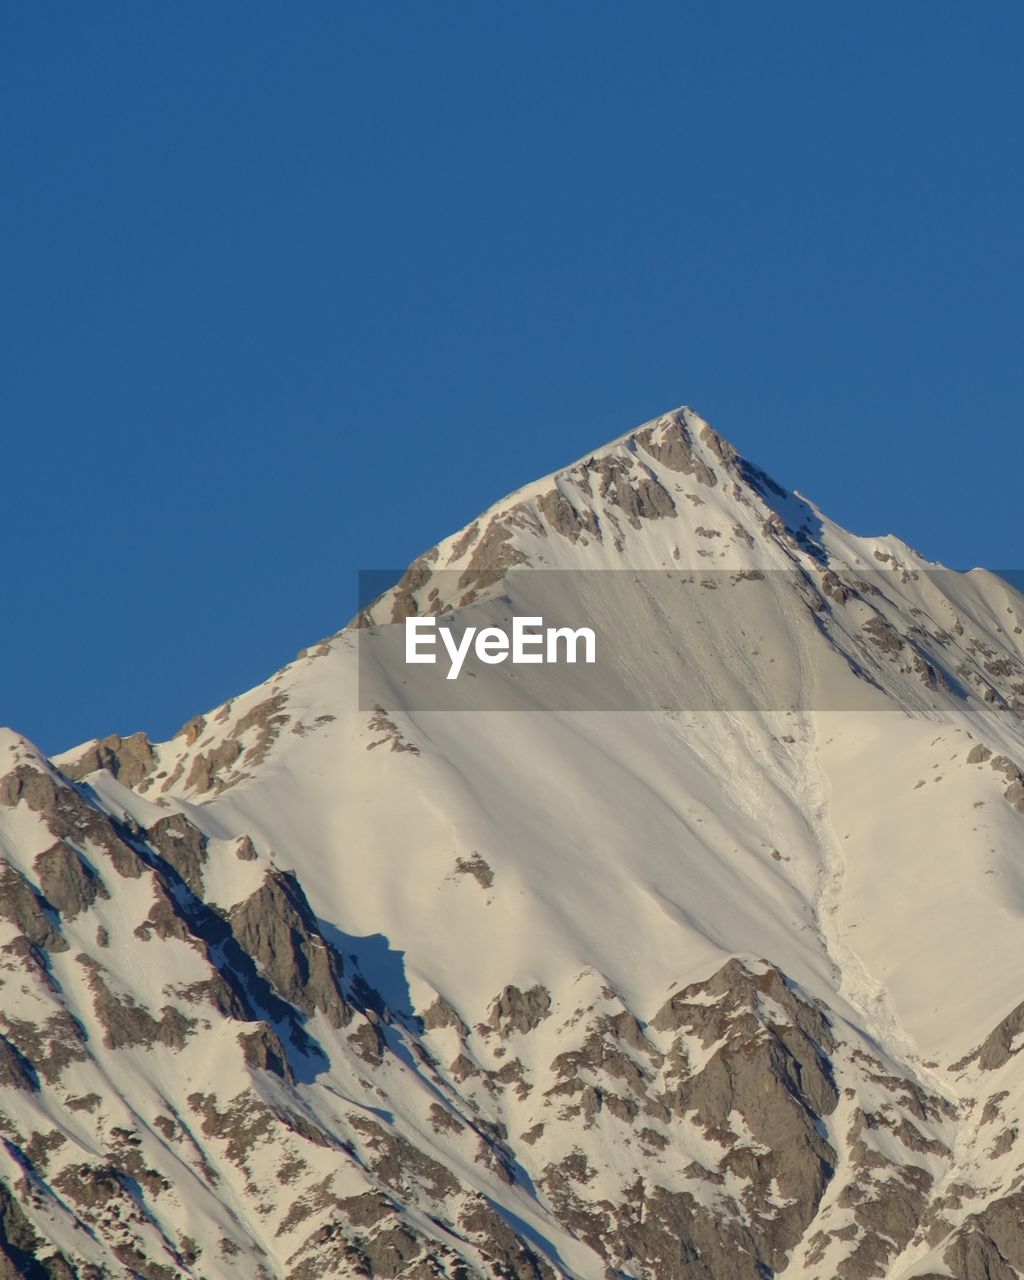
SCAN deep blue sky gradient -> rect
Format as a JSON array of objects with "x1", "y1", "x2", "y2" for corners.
[{"x1": 3, "y1": 4, "x2": 1023, "y2": 752}]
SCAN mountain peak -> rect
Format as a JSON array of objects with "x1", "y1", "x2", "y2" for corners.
[
  {"x1": 364, "y1": 405, "x2": 897, "y2": 627},
  {"x1": 9, "y1": 405, "x2": 1024, "y2": 1279}
]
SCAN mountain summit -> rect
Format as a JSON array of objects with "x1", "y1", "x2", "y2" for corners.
[{"x1": 4, "y1": 407, "x2": 1024, "y2": 1279}]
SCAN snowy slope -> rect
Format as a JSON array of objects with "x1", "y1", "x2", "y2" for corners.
[{"x1": 3, "y1": 406, "x2": 1024, "y2": 1279}]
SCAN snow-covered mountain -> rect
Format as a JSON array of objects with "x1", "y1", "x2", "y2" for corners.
[{"x1": 4, "y1": 407, "x2": 1024, "y2": 1279}]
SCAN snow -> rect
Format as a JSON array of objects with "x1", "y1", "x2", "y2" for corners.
[{"x1": 14, "y1": 405, "x2": 1024, "y2": 1276}]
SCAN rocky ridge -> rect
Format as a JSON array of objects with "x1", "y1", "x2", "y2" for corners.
[{"x1": 4, "y1": 407, "x2": 1024, "y2": 1276}]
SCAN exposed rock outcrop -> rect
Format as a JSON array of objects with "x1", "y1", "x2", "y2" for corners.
[{"x1": 229, "y1": 869, "x2": 351, "y2": 1027}]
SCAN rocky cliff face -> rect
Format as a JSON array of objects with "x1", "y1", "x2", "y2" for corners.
[{"x1": 4, "y1": 407, "x2": 1024, "y2": 1277}]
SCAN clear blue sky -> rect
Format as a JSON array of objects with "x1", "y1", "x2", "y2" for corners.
[{"x1": 3, "y1": 4, "x2": 1022, "y2": 754}]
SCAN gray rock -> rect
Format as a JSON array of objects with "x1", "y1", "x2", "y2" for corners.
[
  {"x1": 1004, "y1": 780, "x2": 1024, "y2": 813},
  {"x1": 238, "y1": 1022, "x2": 294, "y2": 1082},
  {"x1": 184, "y1": 693, "x2": 290, "y2": 794},
  {"x1": 489, "y1": 984, "x2": 552, "y2": 1036},
  {"x1": 422, "y1": 994, "x2": 470, "y2": 1037},
  {"x1": 587, "y1": 455, "x2": 678, "y2": 530},
  {"x1": 861, "y1": 615, "x2": 905, "y2": 654},
  {"x1": 0, "y1": 762, "x2": 144, "y2": 878},
  {"x1": 453, "y1": 852, "x2": 494, "y2": 888},
  {"x1": 458, "y1": 516, "x2": 531, "y2": 591},
  {"x1": 0, "y1": 861, "x2": 66, "y2": 953},
  {"x1": 821, "y1": 569, "x2": 851, "y2": 604},
  {"x1": 990, "y1": 754, "x2": 1024, "y2": 782},
  {"x1": 942, "y1": 1190, "x2": 1024, "y2": 1279},
  {"x1": 0, "y1": 1176, "x2": 73, "y2": 1279},
  {"x1": 60, "y1": 730, "x2": 157, "y2": 789},
  {"x1": 0, "y1": 1007, "x2": 88, "y2": 1084},
  {"x1": 635, "y1": 414, "x2": 717, "y2": 487},
  {"x1": 387, "y1": 557, "x2": 438, "y2": 622},
  {"x1": 176, "y1": 714, "x2": 207, "y2": 745},
  {"x1": 33, "y1": 841, "x2": 109, "y2": 921},
  {"x1": 0, "y1": 762, "x2": 60, "y2": 811},
  {"x1": 460, "y1": 1197, "x2": 557, "y2": 1280},
  {"x1": 975, "y1": 997, "x2": 1024, "y2": 1070},
  {"x1": 235, "y1": 835, "x2": 258, "y2": 861},
  {"x1": 367, "y1": 706, "x2": 420, "y2": 754},
  {"x1": 229, "y1": 869, "x2": 350, "y2": 1027},
  {"x1": 146, "y1": 812, "x2": 208, "y2": 894},
  {"x1": 582, "y1": 960, "x2": 843, "y2": 1277},
  {"x1": 347, "y1": 1114, "x2": 461, "y2": 1201},
  {"x1": 76, "y1": 954, "x2": 195, "y2": 1051},
  {"x1": 133, "y1": 876, "x2": 199, "y2": 945},
  {"x1": 537, "y1": 489, "x2": 600, "y2": 544},
  {"x1": 0, "y1": 1031, "x2": 37, "y2": 1091}
]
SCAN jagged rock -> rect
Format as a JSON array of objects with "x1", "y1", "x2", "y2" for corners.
[
  {"x1": 76, "y1": 954, "x2": 195, "y2": 1050},
  {"x1": 385, "y1": 557, "x2": 437, "y2": 623},
  {"x1": 33, "y1": 841, "x2": 109, "y2": 920},
  {"x1": 0, "y1": 1177, "x2": 73, "y2": 1279},
  {"x1": 58, "y1": 730, "x2": 156, "y2": 788},
  {"x1": 185, "y1": 736, "x2": 243, "y2": 792},
  {"x1": 22, "y1": 1130, "x2": 67, "y2": 1174},
  {"x1": 348, "y1": 1017, "x2": 386, "y2": 1065},
  {"x1": 229, "y1": 869, "x2": 350, "y2": 1027},
  {"x1": 536, "y1": 489, "x2": 600, "y2": 544},
  {"x1": 833, "y1": 1142, "x2": 934, "y2": 1278},
  {"x1": 188, "y1": 1089, "x2": 279, "y2": 1168},
  {"x1": 0, "y1": 862, "x2": 66, "y2": 953},
  {"x1": 239, "y1": 1023, "x2": 295, "y2": 1082},
  {"x1": 286, "y1": 1209, "x2": 458, "y2": 1280},
  {"x1": 1004, "y1": 780, "x2": 1024, "y2": 813},
  {"x1": 0, "y1": 762, "x2": 60, "y2": 811},
  {"x1": 133, "y1": 876, "x2": 197, "y2": 944},
  {"x1": 348, "y1": 1115, "x2": 461, "y2": 1201},
  {"x1": 975, "y1": 996, "x2": 1024, "y2": 1070},
  {"x1": 586, "y1": 455, "x2": 677, "y2": 530},
  {"x1": 604, "y1": 1182, "x2": 770, "y2": 1280},
  {"x1": 0, "y1": 1006, "x2": 88, "y2": 1084},
  {"x1": 367, "y1": 705, "x2": 420, "y2": 754},
  {"x1": 912, "y1": 650, "x2": 948, "y2": 691},
  {"x1": 235, "y1": 834, "x2": 258, "y2": 861},
  {"x1": 452, "y1": 852, "x2": 493, "y2": 888},
  {"x1": 967, "y1": 743, "x2": 992, "y2": 764},
  {"x1": 173, "y1": 971, "x2": 253, "y2": 1021},
  {"x1": 990, "y1": 754, "x2": 1024, "y2": 782},
  {"x1": 942, "y1": 1190, "x2": 1024, "y2": 1279},
  {"x1": 459, "y1": 1198, "x2": 557, "y2": 1280},
  {"x1": 422, "y1": 994, "x2": 470, "y2": 1037},
  {"x1": 0, "y1": 1031, "x2": 37, "y2": 1091},
  {"x1": 146, "y1": 811, "x2": 208, "y2": 894},
  {"x1": 862, "y1": 614, "x2": 904, "y2": 654},
  {"x1": 51, "y1": 1162, "x2": 129, "y2": 1211},
  {"x1": 176, "y1": 714, "x2": 207, "y2": 745},
  {"x1": 821, "y1": 569, "x2": 851, "y2": 604},
  {"x1": 458, "y1": 517, "x2": 531, "y2": 591},
  {"x1": 639, "y1": 961, "x2": 839, "y2": 1274},
  {"x1": 635, "y1": 413, "x2": 717, "y2": 487},
  {"x1": 184, "y1": 693, "x2": 290, "y2": 794},
  {"x1": 488, "y1": 984, "x2": 552, "y2": 1036},
  {"x1": 0, "y1": 762, "x2": 144, "y2": 878},
  {"x1": 360, "y1": 1224, "x2": 423, "y2": 1276}
]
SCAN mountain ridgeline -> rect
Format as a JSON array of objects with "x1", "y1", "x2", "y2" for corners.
[{"x1": 3, "y1": 408, "x2": 1024, "y2": 1278}]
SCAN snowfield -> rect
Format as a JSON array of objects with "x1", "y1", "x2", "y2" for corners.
[{"x1": 2, "y1": 407, "x2": 1024, "y2": 1278}]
